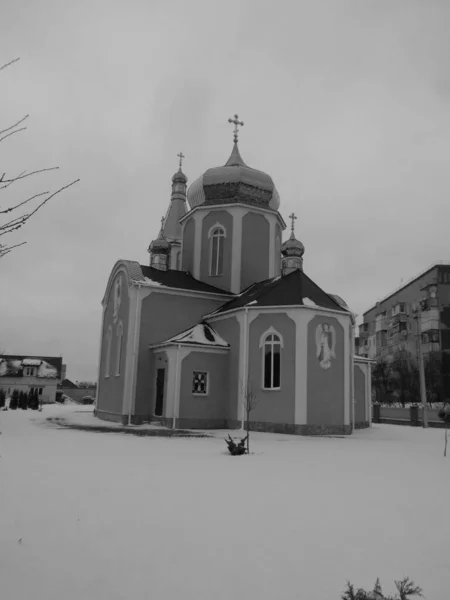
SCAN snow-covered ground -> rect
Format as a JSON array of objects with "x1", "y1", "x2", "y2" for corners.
[{"x1": 0, "y1": 405, "x2": 449, "y2": 600}]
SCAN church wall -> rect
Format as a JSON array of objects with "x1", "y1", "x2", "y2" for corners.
[
  {"x1": 247, "y1": 313, "x2": 296, "y2": 425},
  {"x1": 241, "y1": 213, "x2": 270, "y2": 290},
  {"x1": 199, "y1": 210, "x2": 233, "y2": 292},
  {"x1": 96, "y1": 271, "x2": 130, "y2": 421},
  {"x1": 211, "y1": 316, "x2": 241, "y2": 424},
  {"x1": 181, "y1": 217, "x2": 195, "y2": 273},
  {"x1": 354, "y1": 364, "x2": 367, "y2": 428},
  {"x1": 178, "y1": 351, "x2": 229, "y2": 428},
  {"x1": 306, "y1": 315, "x2": 347, "y2": 434},
  {"x1": 133, "y1": 292, "x2": 224, "y2": 422}
]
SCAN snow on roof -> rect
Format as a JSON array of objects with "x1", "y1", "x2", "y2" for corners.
[
  {"x1": 37, "y1": 361, "x2": 58, "y2": 378},
  {"x1": 143, "y1": 277, "x2": 164, "y2": 286},
  {"x1": 159, "y1": 322, "x2": 229, "y2": 348},
  {"x1": 302, "y1": 297, "x2": 317, "y2": 307},
  {"x1": 22, "y1": 359, "x2": 43, "y2": 366}
]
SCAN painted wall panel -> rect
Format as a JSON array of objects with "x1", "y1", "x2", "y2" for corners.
[
  {"x1": 241, "y1": 213, "x2": 270, "y2": 290},
  {"x1": 307, "y1": 316, "x2": 345, "y2": 427},
  {"x1": 247, "y1": 313, "x2": 296, "y2": 424},
  {"x1": 212, "y1": 316, "x2": 240, "y2": 421},
  {"x1": 179, "y1": 352, "x2": 229, "y2": 420},
  {"x1": 97, "y1": 271, "x2": 130, "y2": 416},
  {"x1": 181, "y1": 218, "x2": 195, "y2": 273},
  {"x1": 199, "y1": 210, "x2": 233, "y2": 292}
]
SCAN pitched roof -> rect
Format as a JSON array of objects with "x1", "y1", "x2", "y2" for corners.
[
  {"x1": 0, "y1": 355, "x2": 63, "y2": 379},
  {"x1": 152, "y1": 322, "x2": 229, "y2": 349},
  {"x1": 139, "y1": 266, "x2": 232, "y2": 295},
  {"x1": 58, "y1": 378, "x2": 78, "y2": 389},
  {"x1": 212, "y1": 269, "x2": 348, "y2": 314},
  {"x1": 162, "y1": 197, "x2": 187, "y2": 242}
]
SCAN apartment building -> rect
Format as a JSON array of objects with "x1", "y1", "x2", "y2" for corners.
[{"x1": 358, "y1": 262, "x2": 450, "y2": 365}]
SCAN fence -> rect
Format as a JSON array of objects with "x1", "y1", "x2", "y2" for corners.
[{"x1": 372, "y1": 405, "x2": 446, "y2": 428}]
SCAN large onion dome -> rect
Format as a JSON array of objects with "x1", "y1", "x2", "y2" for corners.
[{"x1": 187, "y1": 142, "x2": 280, "y2": 211}]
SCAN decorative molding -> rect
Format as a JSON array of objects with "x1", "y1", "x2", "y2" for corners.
[
  {"x1": 259, "y1": 326, "x2": 284, "y2": 348},
  {"x1": 207, "y1": 222, "x2": 227, "y2": 239}
]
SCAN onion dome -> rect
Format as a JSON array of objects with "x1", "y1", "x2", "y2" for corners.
[
  {"x1": 281, "y1": 213, "x2": 304, "y2": 275},
  {"x1": 187, "y1": 142, "x2": 280, "y2": 211},
  {"x1": 281, "y1": 230, "x2": 305, "y2": 257},
  {"x1": 148, "y1": 217, "x2": 171, "y2": 271}
]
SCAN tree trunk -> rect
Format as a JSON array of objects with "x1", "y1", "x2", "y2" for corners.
[{"x1": 246, "y1": 408, "x2": 250, "y2": 454}]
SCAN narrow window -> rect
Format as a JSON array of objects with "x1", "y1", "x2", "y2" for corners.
[
  {"x1": 263, "y1": 333, "x2": 282, "y2": 389},
  {"x1": 105, "y1": 327, "x2": 112, "y2": 378},
  {"x1": 116, "y1": 322, "x2": 123, "y2": 376},
  {"x1": 39, "y1": 388, "x2": 43, "y2": 395},
  {"x1": 209, "y1": 227, "x2": 225, "y2": 276}
]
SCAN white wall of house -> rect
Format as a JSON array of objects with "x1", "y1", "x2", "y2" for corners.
[{"x1": 0, "y1": 378, "x2": 59, "y2": 403}]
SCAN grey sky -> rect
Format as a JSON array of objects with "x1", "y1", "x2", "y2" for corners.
[{"x1": 1, "y1": 0, "x2": 449, "y2": 382}]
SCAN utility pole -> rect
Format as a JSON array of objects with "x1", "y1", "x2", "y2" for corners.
[{"x1": 414, "y1": 301, "x2": 428, "y2": 428}]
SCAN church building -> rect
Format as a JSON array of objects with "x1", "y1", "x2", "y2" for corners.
[{"x1": 95, "y1": 116, "x2": 372, "y2": 434}]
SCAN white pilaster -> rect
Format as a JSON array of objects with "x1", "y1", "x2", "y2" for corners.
[
  {"x1": 285, "y1": 309, "x2": 315, "y2": 425},
  {"x1": 268, "y1": 217, "x2": 276, "y2": 278},
  {"x1": 192, "y1": 212, "x2": 204, "y2": 280},
  {"x1": 231, "y1": 210, "x2": 244, "y2": 294}
]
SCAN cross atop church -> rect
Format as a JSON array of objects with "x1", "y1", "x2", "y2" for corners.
[
  {"x1": 228, "y1": 114, "x2": 244, "y2": 143},
  {"x1": 177, "y1": 152, "x2": 185, "y2": 169},
  {"x1": 289, "y1": 212, "x2": 297, "y2": 233}
]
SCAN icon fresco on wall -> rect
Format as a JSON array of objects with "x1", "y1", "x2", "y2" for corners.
[
  {"x1": 113, "y1": 276, "x2": 122, "y2": 323},
  {"x1": 315, "y1": 323, "x2": 336, "y2": 370}
]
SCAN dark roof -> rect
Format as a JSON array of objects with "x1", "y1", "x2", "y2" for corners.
[
  {"x1": 213, "y1": 269, "x2": 347, "y2": 314},
  {"x1": 140, "y1": 266, "x2": 232, "y2": 295},
  {"x1": 0, "y1": 355, "x2": 63, "y2": 379},
  {"x1": 58, "y1": 378, "x2": 78, "y2": 389}
]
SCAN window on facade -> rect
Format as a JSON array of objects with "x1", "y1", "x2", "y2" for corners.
[
  {"x1": 116, "y1": 322, "x2": 123, "y2": 376},
  {"x1": 105, "y1": 327, "x2": 112, "y2": 377},
  {"x1": 263, "y1": 333, "x2": 282, "y2": 389},
  {"x1": 209, "y1": 227, "x2": 225, "y2": 276},
  {"x1": 421, "y1": 332, "x2": 429, "y2": 344},
  {"x1": 39, "y1": 388, "x2": 43, "y2": 395},
  {"x1": 192, "y1": 371, "x2": 208, "y2": 395}
]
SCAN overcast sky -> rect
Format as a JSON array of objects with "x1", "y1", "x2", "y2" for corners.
[{"x1": 1, "y1": 0, "x2": 449, "y2": 382}]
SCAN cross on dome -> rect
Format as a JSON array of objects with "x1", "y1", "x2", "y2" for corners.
[
  {"x1": 289, "y1": 212, "x2": 297, "y2": 233},
  {"x1": 177, "y1": 152, "x2": 185, "y2": 169},
  {"x1": 228, "y1": 113, "x2": 244, "y2": 143}
]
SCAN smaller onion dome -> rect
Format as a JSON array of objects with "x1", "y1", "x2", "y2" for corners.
[
  {"x1": 281, "y1": 230, "x2": 305, "y2": 257},
  {"x1": 172, "y1": 167, "x2": 187, "y2": 184}
]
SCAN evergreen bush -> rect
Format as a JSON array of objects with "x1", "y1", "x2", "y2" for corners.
[
  {"x1": 0, "y1": 388, "x2": 6, "y2": 408},
  {"x1": 19, "y1": 390, "x2": 28, "y2": 410},
  {"x1": 9, "y1": 389, "x2": 19, "y2": 410}
]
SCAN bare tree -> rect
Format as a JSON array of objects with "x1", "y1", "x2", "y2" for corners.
[
  {"x1": 241, "y1": 379, "x2": 260, "y2": 454},
  {"x1": 1, "y1": 58, "x2": 79, "y2": 258}
]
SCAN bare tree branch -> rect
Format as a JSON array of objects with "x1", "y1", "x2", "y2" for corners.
[
  {"x1": 0, "y1": 114, "x2": 29, "y2": 137},
  {"x1": 0, "y1": 241, "x2": 26, "y2": 259},
  {"x1": 0, "y1": 166, "x2": 59, "y2": 188},
  {"x1": 0, "y1": 58, "x2": 20, "y2": 73},
  {"x1": 0, "y1": 126, "x2": 27, "y2": 144},
  {"x1": 0, "y1": 191, "x2": 50, "y2": 216}
]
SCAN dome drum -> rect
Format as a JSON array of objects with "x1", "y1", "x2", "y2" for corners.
[{"x1": 203, "y1": 182, "x2": 273, "y2": 208}]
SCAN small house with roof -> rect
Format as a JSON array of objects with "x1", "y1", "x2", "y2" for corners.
[
  {"x1": 96, "y1": 117, "x2": 372, "y2": 434},
  {"x1": 0, "y1": 355, "x2": 65, "y2": 403}
]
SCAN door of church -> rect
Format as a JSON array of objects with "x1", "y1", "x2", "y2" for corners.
[{"x1": 155, "y1": 368, "x2": 165, "y2": 416}]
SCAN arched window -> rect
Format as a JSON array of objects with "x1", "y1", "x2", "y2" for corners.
[
  {"x1": 260, "y1": 329, "x2": 283, "y2": 389},
  {"x1": 209, "y1": 225, "x2": 225, "y2": 276},
  {"x1": 116, "y1": 322, "x2": 123, "y2": 376},
  {"x1": 105, "y1": 326, "x2": 112, "y2": 378}
]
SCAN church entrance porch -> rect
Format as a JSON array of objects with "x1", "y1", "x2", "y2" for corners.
[{"x1": 154, "y1": 368, "x2": 165, "y2": 417}]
